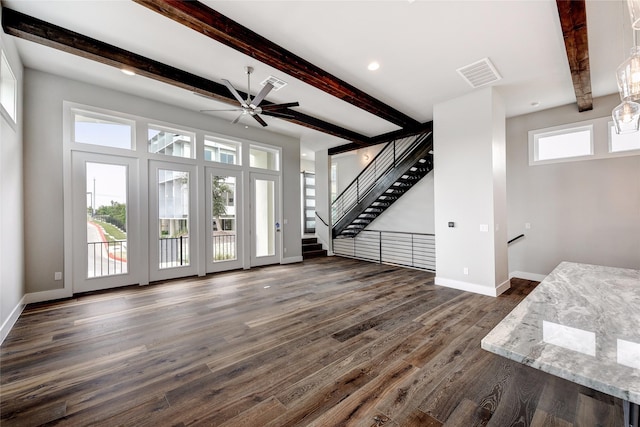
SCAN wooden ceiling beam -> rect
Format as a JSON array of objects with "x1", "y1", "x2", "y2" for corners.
[
  {"x1": 132, "y1": 0, "x2": 422, "y2": 130},
  {"x1": 328, "y1": 122, "x2": 433, "y2": 156},
  {"x1": 556, "y1": 0, "x2": 593, "y2": 112},
  {"x1": 1, "y1": 7, "x2": 370, "y2": 145}
]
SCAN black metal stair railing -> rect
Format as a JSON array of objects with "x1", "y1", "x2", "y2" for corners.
[{"x1": 331, "y1": 131, "x2": 433, "y2": 238}]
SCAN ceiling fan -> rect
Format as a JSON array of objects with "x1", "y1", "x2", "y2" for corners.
[{"x1": 200, "y1": 66, "x2": 299, "y2": 127}]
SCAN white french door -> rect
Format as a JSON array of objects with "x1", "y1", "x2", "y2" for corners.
[
  {"x1": 71, "y1": 152, "x2": 139, "y2": 293},
  {"x1": 149, "y1": 161, "x2": 198, "y2": 281},
  {"x1": 250, "y1": 173, "x2": 281, "y2": 267},
  {"x1": 206, "y1": 167, "x2": 243, "y2": 272}
]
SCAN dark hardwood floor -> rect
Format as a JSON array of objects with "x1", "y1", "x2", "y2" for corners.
[{"x1": 1, "y1": 257, "x2": 622, "y2": 426}]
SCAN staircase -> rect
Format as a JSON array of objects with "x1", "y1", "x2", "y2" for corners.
[
  {"x1": 302, "y1": 237, "x2": 327, "y2": 259},
  {"x1": 332, "y1": 131, "x2": 433, "y2": 239}
]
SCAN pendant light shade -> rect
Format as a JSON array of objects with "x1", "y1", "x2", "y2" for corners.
[
  {"x1": 616, "y1": 46, "x2": 640, "y2": 101},
  {"x1": 628, "y1": 0, "x2": 640, "y2": 30},
  {"x1": 612, "y1": 100, "x2": 640, "y2": 134}
]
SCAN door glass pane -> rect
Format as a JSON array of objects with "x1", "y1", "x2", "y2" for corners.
[
  {"x1": 158, "y1": 169, "x2": 190, "y2": 268},
  {"x1": 255, "y1": 179, "x2": 275, "y2": 257},
  {"x1": 212, "y1": 175, "x2": 237, "y2": 262},
  {"x1": 86, "y1": 162, "x2": 128, "y2": 278}
]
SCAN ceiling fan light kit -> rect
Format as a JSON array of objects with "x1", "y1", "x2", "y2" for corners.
[{"x1": 201, "y1": 66, "x2": 299, "y2": 127}]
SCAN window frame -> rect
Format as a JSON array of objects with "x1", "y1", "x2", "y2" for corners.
[
  {"x1": 147, "y1": 124, "x2": 195, "y2": 159},
  {"x1": 528, "y1": 123, "x2": 594, "y2": 166},
  {"x1": 0, "y1": 50, "x2": 18, "y2": 124},
  {"x1": 608, "y1": 121, "x2": 640, "y2": 155},
  {"x1": 204, "y1": 135, "x2": 242, "y2": 166},
  {"x1": 249, "y1": 143, "x2": 281, "y2": 171},
  {"x1": 72, "y1": 109, "x2": 136, "y2": 150}
]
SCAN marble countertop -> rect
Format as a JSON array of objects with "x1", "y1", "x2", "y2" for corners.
[{"x1": 481, "y1": 261, "x2": 640, "y2": 404}]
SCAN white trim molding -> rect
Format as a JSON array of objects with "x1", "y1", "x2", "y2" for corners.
[
  {"x1": 281, "y1": 256, "x2": 303, "y2": 265},
  {"x1": 435, "y1": 276, "x2": 510, "y2": 297},
  {"x1": 24, "y1": 288, "x2": 73, "y2": 305},
  {"x1": 0, "y1": 295, "x2": 26, "y2": 345},
  {"x1": 509, "y1": 271, "x2": 548, "y2": 282}
]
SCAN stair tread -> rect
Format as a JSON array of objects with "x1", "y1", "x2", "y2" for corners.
[{"x1": 332, "y1": 131, "x2": 433, "y2": 239}]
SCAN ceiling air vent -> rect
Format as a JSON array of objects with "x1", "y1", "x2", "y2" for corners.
[
  {"x1": 456, "y1": 57, "x2": 502, "y2": 89},
  {"x1": 261, "y1": 75, "x2": 288, "y2": 91}
]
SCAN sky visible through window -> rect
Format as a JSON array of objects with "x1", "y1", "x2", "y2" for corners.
[
  {"x1": 75, "y1": 114, "x2": 132, "y2": 150},
  {"x1": 86, "y1": 162, "x2": 127, "y2": 211},
  {"x1": 536, "y1": 129, "x2": 591, "y2": 161}
]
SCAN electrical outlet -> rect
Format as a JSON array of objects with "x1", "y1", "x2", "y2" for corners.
[
  {"x1": 463, "y1": 267, "x2": 469, "y2": 275},
  {"x1": 54, "y1": 272, "x2": 62, "y2": 281}
]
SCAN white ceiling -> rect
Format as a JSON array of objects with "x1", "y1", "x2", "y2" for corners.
[{"x1": 2, "y1": 0, "x2": 629, "y2": 158}]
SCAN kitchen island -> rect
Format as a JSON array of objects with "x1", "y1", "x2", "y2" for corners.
[{"x1": 482, "y1": 262, "x2": 640, "y2": 427}]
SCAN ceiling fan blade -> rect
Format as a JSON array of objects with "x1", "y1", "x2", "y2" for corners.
[
  {"x1": 252, "y1": 114, "x2": 268, "y2": 127},
  {"x1": 222, "y1": 79, "x2": 248, "y2": 108},
  {"x1": 231, "y1": 112, "x2": 244, "y2": 125},
  {"x1": 260, "y1": 102, "x2": 300, "y2": 111},
  {"x1": 250, "y1": 82, "x2": 274, "y2": 109}
]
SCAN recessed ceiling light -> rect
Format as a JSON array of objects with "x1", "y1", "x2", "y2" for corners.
[
  {"x1": 531, "y1": 101, "x2": 540, "y2": 107},
  {"x1": 368, "y1": 61, "x2": 380, "y2": 71},
  {"x1": 302, "y1": 153, "x2": 307, "y2": 157},
  {"x1": 121, "y1": 69, "x2": 136, "y2": 76}
]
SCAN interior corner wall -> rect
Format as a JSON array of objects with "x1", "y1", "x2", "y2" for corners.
[
  {"x1": 22, "y1": 69, "x2": 301, "y2": 295},
  {"x1": 506, "y1": 93, "x2": 640, "y2": 277},
  {"x1": 0, "y1": 26, "x2": 25, "y2": 341},
  {"x1": 433, "y1": 87, "x2": 507, "y2": 296}
]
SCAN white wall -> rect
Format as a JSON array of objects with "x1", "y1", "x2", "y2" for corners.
[
  {"x1": 23, "y1": 69, "x2": 301, "y2": 295},
  {"x1": 507, "y1": 93, "x2": 640, "y2": 278},
  {"x1": 0, "y1": 18, "x2": 25, "y2": 342},
  {"x1": 332, "y1": 143, "x2": 385, "y2": 196},
  {"x1": 314, "y1": 149, "x2": 331, "y2": 251},
  {"x1": 434, "y1": 87, "x2": 508, "y2": 296},
  {"x1": 300, "y1": 158, "x2": 314, "y2": 173},
  {"x1": 366, "y1": 172, "x2": 435, "y2": 234}
]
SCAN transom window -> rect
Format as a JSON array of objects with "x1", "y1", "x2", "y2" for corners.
[
  {"x1": 250, "y1": 144, "x2": 280, "y2": 171},
  {"x1": 148, "y1": 125, "x2": 194, "y2": 159},
  {"x1": 73, "y1": 110, "x2": 134, "y2": 150},
  {"x1": 609, "y1": 121, "x2": 640, "y2": 153},
  {"x1": 529, "y1": 124, "x2": 593, "y2": 165},
  {"x1": 0, "y1": 51, "x2": 17, "y2": 123},
  {"x1": 205, "y1": 136, "x2": 241, "y2": 165}
]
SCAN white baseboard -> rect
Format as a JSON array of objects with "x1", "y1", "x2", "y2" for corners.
[
  {"x1": 495, "y1": 278, "x2": 511, "y2": 296},
  {"x1": 1, "y1": 295, "x2": 26, "y2": 345},
  {"x1": 435, "y1": 277, "x2": 508, "y2": 297},
  {"x1": 24, "y1": 288, "x2": 73, "y2": 305},
  {"x1": 509, "y1": 271, "x2": 547, "y2": 282},
  {"x1": 281, "y1": 256, "x2": 303, "y2": 265}
]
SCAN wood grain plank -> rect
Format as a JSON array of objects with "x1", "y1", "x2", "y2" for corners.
[{"x1": 0, "y1": 258, "x2": 623, "y2": 426}]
